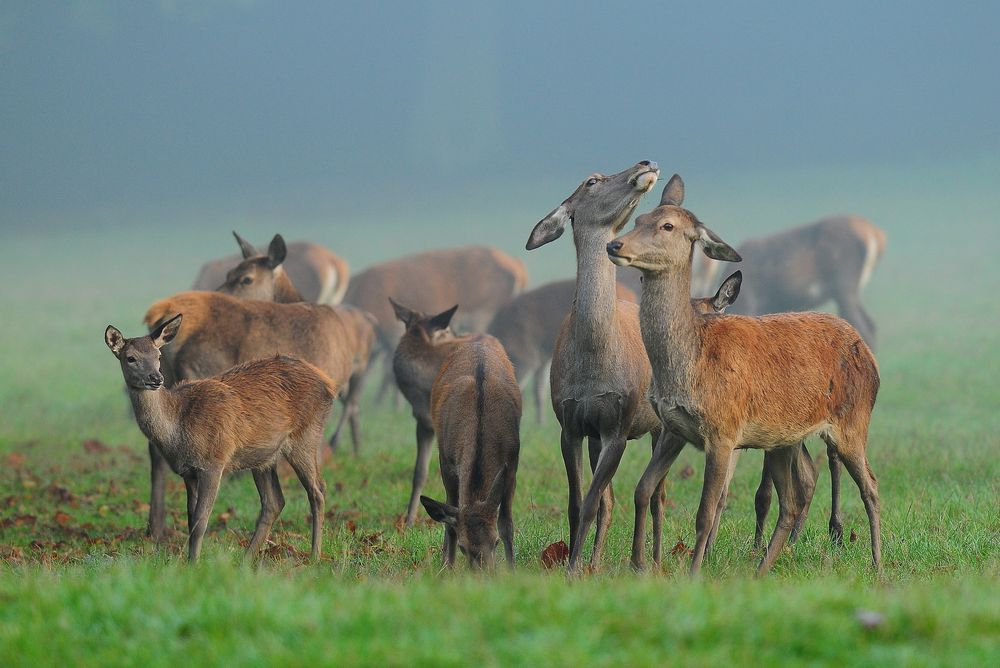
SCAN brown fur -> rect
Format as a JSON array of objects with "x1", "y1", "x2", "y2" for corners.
[
  {"x1": 106, "y1": 317, "x2": 333, "y2": 561},
  {"x1": 421, "y1": 336, "x2": 521, "y2": 569},
  {"x1": 140, "y1": 291, "x2": 361, "y2": 540},
  {"x1": 609, "y1": 174, "x2": 882, "y2": 576}
]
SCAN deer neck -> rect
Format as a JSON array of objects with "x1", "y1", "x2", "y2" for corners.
[
  {"x1": 273, "y1": 268, "x2": 304, "y2": 303},
  {"x1": 570, "y1": 226, "x2": 622, "y2": 353},
  {"x1": 127, "y1": 386, "x2": 180, "y2": 451},
  {"x1": 639, "y1": 262, "x2": 702, "y2": 402}
]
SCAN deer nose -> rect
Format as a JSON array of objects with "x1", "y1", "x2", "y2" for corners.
[
  {"x1": 640, "y1": 160, "x2": 658, "y2": 171},
  {"x1": 607, "y1": 240, "x2": 624, "y2": 254}
]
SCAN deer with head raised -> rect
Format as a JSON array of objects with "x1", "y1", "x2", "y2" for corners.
[
  {"x1": 105, "y1": 315, "x2": 333, "y2": 561},
  {"x1": 420, "y1": 335, "x2": 520, "y2": 570},
  {"x1": 608, "y1": 174, "x2": 882, "y2": 576}
]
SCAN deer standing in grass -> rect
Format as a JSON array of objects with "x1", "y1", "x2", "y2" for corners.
[
  {"x1": 420, "y1": 336, "x2": 520, "y2": 570},
  {"x1": 608, "y1": 174, "x2": 882, "y2": 576},
  {"x1": 105, "y1": 315, "x2": 333, "y2": 561},
  {"x1": 218, "y1": 232, "x2": 377, "y2": 454}
]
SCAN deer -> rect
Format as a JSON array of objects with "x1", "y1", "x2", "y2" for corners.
[
  {"x1": 420, "y1": 335, "x2": 521, "y2": 570},
  {"x1": 607, "y1": 173, "x2": 882, "y2": 576},
  {"x1": 344, "y1": 246, "x2": 528, "y2": 408},
  {"x1": 487, "y1": 279, "x2": 637, "y2": 425},
  {"x1": 140, "y1": 291, "x2": 360, "y2": 541},
  {"x1": 105, "y1": 315, "x2": 333, "y2": 561},
  {"x1": 193, "y1": 235, "x2": 350, "y2": 305},
  {"x1": 217, "y1": 231, "x2": 377, "y2": 454}
]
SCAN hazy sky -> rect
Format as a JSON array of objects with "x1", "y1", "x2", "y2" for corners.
[{"x1": 2, "y1": 1, "x2": 998, "y2": 227}]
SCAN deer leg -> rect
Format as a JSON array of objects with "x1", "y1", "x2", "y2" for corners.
[
  {"x1": 706, "y1": 449, "x2": 740, "y2": 555},
  {"x1": 441, "y1": 479, "x2": 459, "y2": 567},
  {"x1": 587, "y1": 436, "x2": 613, "y2": 567},
  {"x1": 690, "y1": 442, "x2": 734, "y2": 575},
  {"x1": 404, "y1": 419, "x2": 435, "y2": 528},
  {"x1": 287, "y1": 439, "x2": 326, "y2": 561},
  {"x1": 328, "y1": 396, "x2": 350, "y2": 454},
  {"x1": 789, "y1": 442, "x2": 819, "y2": 544},
  {"x1": 187, "y1": 466, "x2": 223, "y2": 562},
  {"x1": 833, "y1": 286, "x2": 877, "y2": 350},
  {"x1": 147, "y1": 442, "x2": 169, "y2": 541},
  {"x1": 826, "y1": 442, "x2": 844, "y2": 545},
  {"x1": 245, "y1": 466, "x2": 285, "y2": 559},
  {"x1": 533, "y1": 362, "x2": 550, "y2": 425},
  {"x1": 184, "y1": 475, "x2": 199, "y2": 533},
  {"x1": 568, "y1": 435, "x2": 627, "y2": 573},
  {"x1": 631, "y1": 430, "x2": 685, "y2": 570},
  {"x1": 499, "y1": 492, "x2": 516, "y2": 568},
  {"x1": 648, "y1": 428, "x2": 666, "y2": 567},
  {"x1": 832, "y1": 435, "x2": 882, "y2": 573},
  {"x1": 559, "y1": 429, "x2": 584, "y2": 558},
  {"x1": 753, "y1": 460, "x2": 773, "y2": 553},
  {"x1": 757, "y1": 447, "x2": 804, "y2": 576}
]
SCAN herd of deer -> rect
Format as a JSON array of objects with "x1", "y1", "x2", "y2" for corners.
[{"x1": 104, "y1": 161, "x2": 885, "y2": 575}]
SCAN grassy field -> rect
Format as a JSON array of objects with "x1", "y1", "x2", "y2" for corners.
[{"x1": 1, "y1": 162, "x2": 999, "y2": 665}]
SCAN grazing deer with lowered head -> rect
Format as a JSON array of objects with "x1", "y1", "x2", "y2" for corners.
[
  {"x1": 608, "y1": 174, "x2": 882, "y2": 576},
  {"x1": 194, "y1": 235, "x2": 350, "y2": 304},
  {"x1": 218, "y1": 231, "x2": 377, "y2": 455},
  {"x1": 345, "y1": 246, "x2": 527, "y2": 408},
  {"x1": 105, "y1": 315, "x2": 333, "y2": 561},
  {"x1": 141, "y1": 291, "x2": 361, "y2": 541},
  {"x1": 420, "y1": 335, "x2": 520, "y2": 570}
]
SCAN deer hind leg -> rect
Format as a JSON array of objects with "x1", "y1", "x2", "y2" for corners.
[
  {"x1": 706, "y1": 450, "x2": 740, "y2": 555},
  {"x1": 567, "y1": 435, "x2": 626, "y2": 573},
  {"x1": 753, "y1": 460, "x2": 773, "y2": 553},
  {"x1": 147, "y1": 442, "x2": 170, "y2": 541},
  {"x1": 245, "y1": 466, "x2": 286, "y2": 559},
  {"x1": 184, "y1": 476, "x2": 199, "y2": 534},
  {"x1": 756, "y1": 447, "x2": 805, "y2": 577},
  {"x1": 559, "y1": 429, "x2": 584, "y2": 561},
  {"x1": 648, "y1": 428, "x2": 667, "y2": 567},
  {"x1": 187, "y1": 466, "x2": 223, "y2": 562},
  {"x1": 789, "y1": 442, "x2": 819, "y2": 544},
  {"x1": 343, "y1": 367, "x2": 370, "y2": 455},
  {"x1": 499, "y1": 483, "x2": 516, "y2": 568},
  {"x1": 825, "y1": 442, "x2": 845, "y2": 545},
  {"x1": 587, "y1": 436, "x2": 615, "y2": 569},
  {"x1": 631, "y1": 430, "x2": 685, "y2": 570},
  {"x1": 826, "y1": 430, "x2": 881, "y2": 573},
  {"x1": 404, "y1": 419, "x2": 436, "y2": 528},
  {"x1": 287, "y1": 433, "x2": 327, "y2": 561},
  {"x1": 691, "y1": 442, "x2": 736, "y2": 575}
]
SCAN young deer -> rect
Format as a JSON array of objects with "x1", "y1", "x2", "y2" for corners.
[
  {"x1": 420, "y1": 336, "x2": 521, "y2": 570},
  {"x1": 217, "y1": 231, "x2": 377, "y2": 455},
  {"x1": 141, "y1": 291, "x2": 360, "y2": 541},
  {"x1": 389, "y1": 299, "x2": 481, "y2": 527},
  {"x1": 105, "y1": 315, "x2": 333, "y2": 561},
  {"x1": 608, "y1": 174, "x2": 882, "y2": 576}
]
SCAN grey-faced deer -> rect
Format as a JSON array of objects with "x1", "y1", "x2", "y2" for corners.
[
  {"x1": 420, "y1": 336, "x2": 520, "y2": 570},
  {"x1": 217, "y1": 231, "x2": 377, "y2": 455},
  {"x1": 526, "y1": 160, "x2": 669, "y2": 573},
  {"x1": 194, "y1": 236, "x2": 350, "y2": 305},
  {"x1": 105, "y1": 315, "x2": 333, "y2": 561},
  {"x1": 695, "y1": 215, "x2": 885, "y2": 349},
  {"x1": 389, "y1": 300, "x2": 482, "y2": 527},
  {"x1": 141, "y1": 291, "x2": 361, "y2": 541},
  {"x1": 487, "y1": 279, "x2": 637, "y2": 425},
  {"x1": 608, "y1": 174, "x2": 882, "y2": 576},
  {"x1": 344, "y1": 246, "x2": 527, "y2": 407}
]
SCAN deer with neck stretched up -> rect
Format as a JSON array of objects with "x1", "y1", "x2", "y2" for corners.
[{"x1": 608, "y1": 174, "x2": 881, "y2": 576}]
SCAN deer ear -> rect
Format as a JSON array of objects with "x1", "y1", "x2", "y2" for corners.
[
  {"x1": 151, "y1": 314, "x2": 182, "y2": 349},
  {"x1": 388, "y1": 298, "x2": 418, "y2": 326},
  {"x1": 233, "y1": 231, "x2": 259, "y2": 259},
  {"x1": 105, "y1": 325, "x2": 126, "y2": 357},
  {"x1": 266, "y1": 234, "x2": 287, "y2": 269},
  {"x1": 660, "y1": 174, "x2": 685, "y2": 206},
  {"x1": 485, "y1": 465, "x2": 508, "y2": 510},
  {"x1": 420, "y1": 496, "x2": 458, "y2": 526},
  {"x1": 698, "y1": 225, "x2": 742, "y2": 262},
  {"x1": 428, "y1": 304, "x2": 459, "y2": 332},
  {"x1": 526, "y1": 205, "x2": 570, "y2": 250},
  {"x1": 711, "y1": 271, "x2": 742, "y2": 312}
]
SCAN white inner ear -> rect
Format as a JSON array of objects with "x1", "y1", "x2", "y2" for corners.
[{"x1": 550, "y1": 204, "x2": 571, "y2": 228}]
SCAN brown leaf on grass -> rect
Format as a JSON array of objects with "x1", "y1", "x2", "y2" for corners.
[
  {"x1": 0, "y1": 514, "x2": 37, "y2": 528},
  {"x1": 53, "y1": 511, "x2": 72, "y2": 526},
  {"x1": 679, "y1": 464, "x2": 695, "y2": 479},
  {"x1": 132, "y1": 499, "x2": 151, "y2": 513},
  {"x1": 4, "y1": 452, "x2": 26, "y2": 468},
  {"x1": 850, "y1": 529, "x2": 858, "y2": 543},
  {"x1": 540, "y1": 540, "x2": 570, "y2": 569},
  {"x1": 346, "y1": 520, "x2": 357, "y2": 533},
  {"x1": 47, "y1": 484, "x2": 78, "y2": 506},
  {"x1": 0, "y1": 545, "x2": 24, "y2": 562},
  {"x1": 216, "y1": 506, "x2": 237, "y2": 525},
  {"x1": 83, "y1": 439, "x2": 111, "y2": 454},
  {"x1": 670, "y1": 539, "x2": 694, "y2": 557}
]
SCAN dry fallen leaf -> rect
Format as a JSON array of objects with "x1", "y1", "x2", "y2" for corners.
[
  {"x1": 540, "y1": 540, "x2": 570, "y2": 569},
  {"x1": 83, "y1": 439, "x2": 111, "y2": 454},
  {"x1": 850, "y1": 529, "x2": 858, "y2": 543},
  {"x1": 670, "y1": 539, "x2": 694, "y2": 557},
  {"x1": 54, "y1": 511, "x2": 72, "y2": 526},
  {"x1": 679, "y1": 464, "x2": 695, "y2": 479},
  {"x1": 4, "y1": 452, "x2": 26, "y2": 468}
]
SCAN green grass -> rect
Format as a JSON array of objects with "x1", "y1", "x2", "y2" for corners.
[{"x1": 1, "y1": 163, "x2": 999, "y2": 665}]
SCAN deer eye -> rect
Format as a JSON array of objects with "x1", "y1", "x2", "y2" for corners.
[
  {"x1": 661, "y1": 222, "x2": 674, "y2": 231},
  {"x1": 240, "y1": 276, "x2": 253, "y2": 285},
  {"x1": 126, "y1": 356, "x2": 137, "y2": 364},
  {"x1": 586, "y1": 177, "x2": 599, "y2": 187}
]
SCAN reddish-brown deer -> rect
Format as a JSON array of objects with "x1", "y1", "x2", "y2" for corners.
[
  {"x1": 194, "y1": 235, "x2": 350, "y2": 304},
  {"x1": 345, "y1": 246, "x2": 527, "y2": 407},
  {"x1": 141, "y1": 291, "x2": 361, "y2": 541},
  {"x1": 420, "y1": 336, "x2": 520, "y2": 570},
  {"x1": 105, "y1": 315, "x2": 333, "y2": 561},
  {"x1": 608, "y1": 174, "x2": 882, "y2": 576}
]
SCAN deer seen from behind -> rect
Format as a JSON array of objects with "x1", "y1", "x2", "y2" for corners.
[
  {"x1": 608, "y1": 174, "x2": 882, "y2": 576},
  {"x1": 105, "y1": 315, "x2": 333, "y2": 561},
  {"x1": 420, "y1": 336, "x2": 520, "y2": 570}
]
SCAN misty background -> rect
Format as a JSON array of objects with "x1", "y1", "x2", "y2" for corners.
[{"x1": 1, "y1": 1, "x2": 998, "y2": 313}]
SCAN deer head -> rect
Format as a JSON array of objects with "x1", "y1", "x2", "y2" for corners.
[{"x1": 105, "y1": 314, "x2": 182, "y2": 390}]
